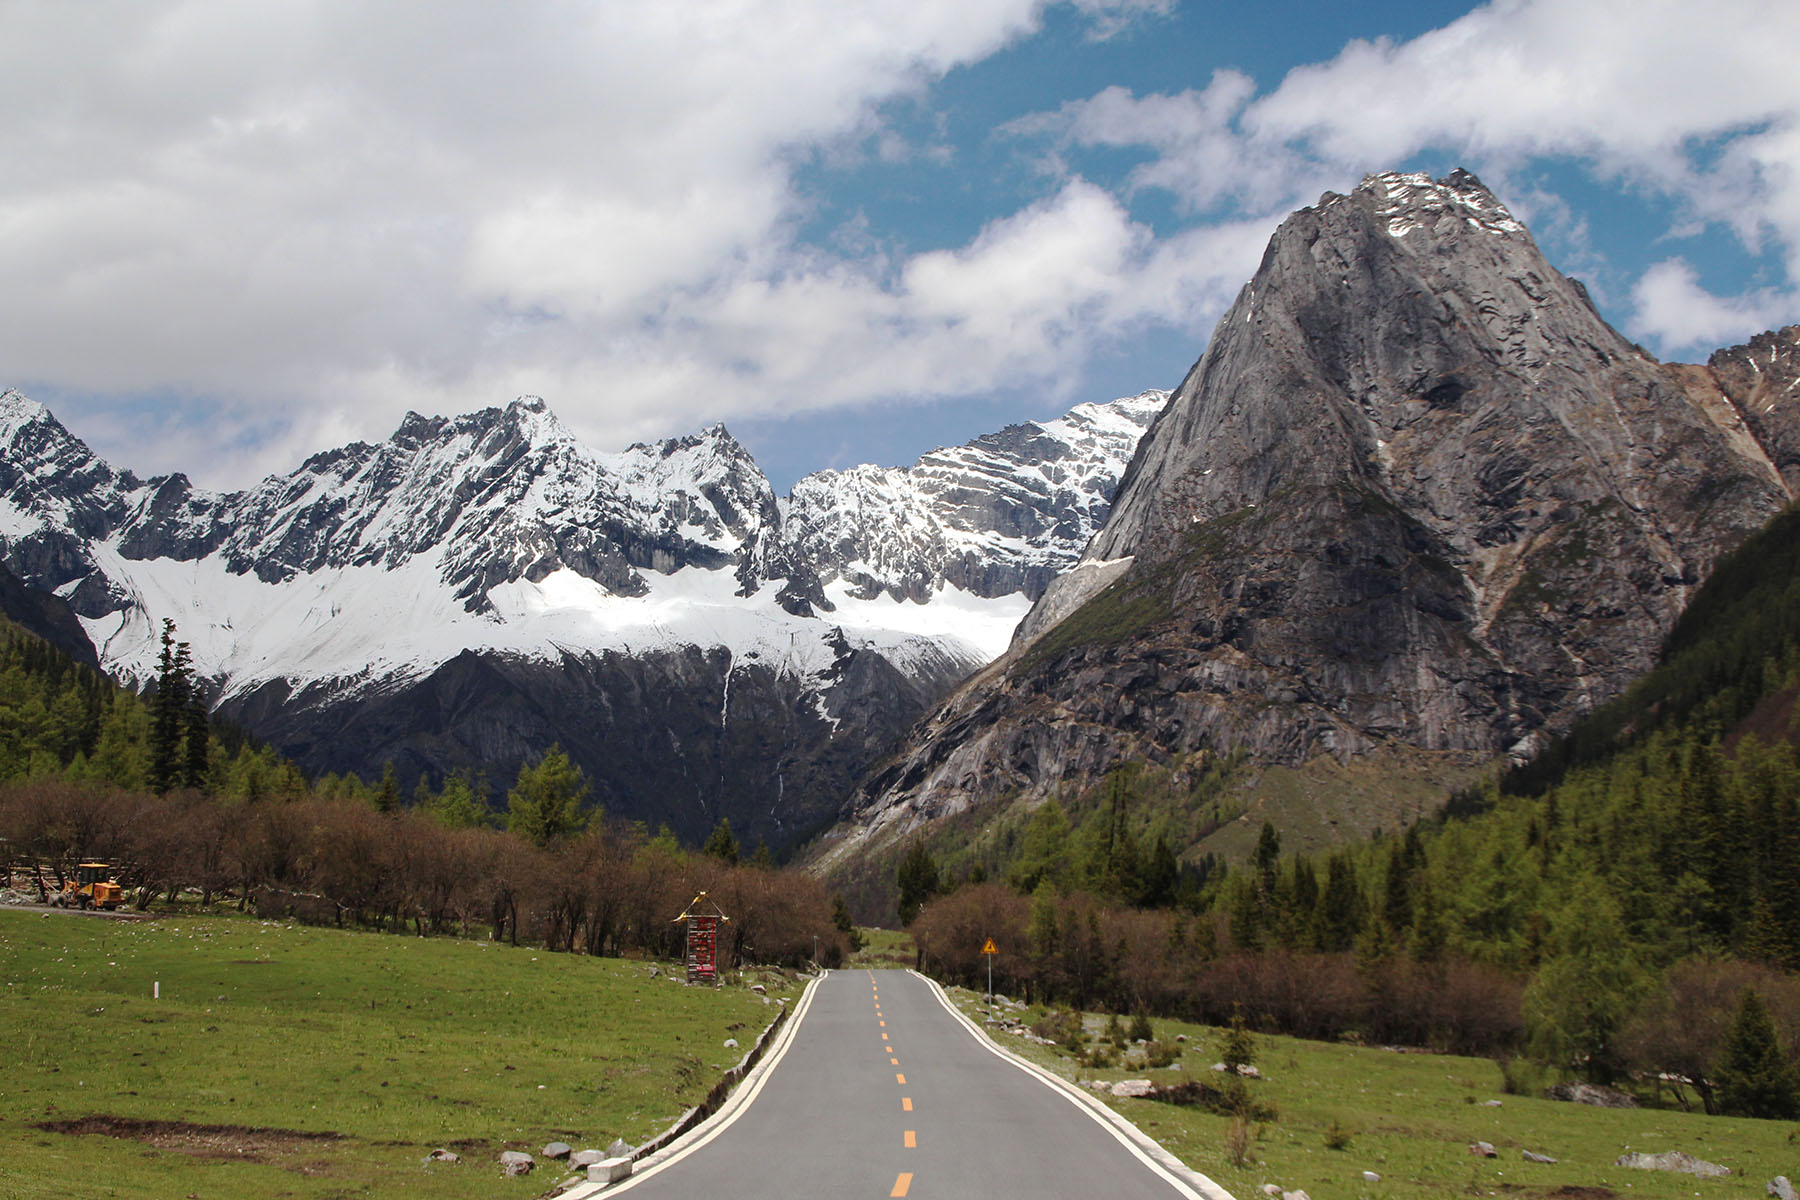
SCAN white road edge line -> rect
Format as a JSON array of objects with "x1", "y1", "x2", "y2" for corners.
[
  {"x1": 914, "y1": 970, "x2": 1238, "y2": 1200},
  {"x1": 562, "y1": 969, "x2": 829, "y2": 1198}
]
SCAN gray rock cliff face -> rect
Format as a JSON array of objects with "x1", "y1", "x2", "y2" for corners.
[{"x1": 843, "y1": 171, "x2": 1792, "y2": 841}]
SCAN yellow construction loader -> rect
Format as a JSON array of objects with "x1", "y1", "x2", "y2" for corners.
[{"x1": 57, "y1": 863, "x2": 123, "y2": 910}]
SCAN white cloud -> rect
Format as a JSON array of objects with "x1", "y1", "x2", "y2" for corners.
[
  {"x1": 1629, "y1": 259, "x2": 1797, "y2": 356},
  {"x1": 1034, "y1": 0, "x2": 1800, "y2": 350},
  {"x1": 3, "y1": 0, "x2": 1184, "y2": 484},
  {"x1": 7, "y1": 0, "x2": 1796, "y2": 491}
]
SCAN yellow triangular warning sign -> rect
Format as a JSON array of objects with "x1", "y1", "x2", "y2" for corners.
[{"x1": 981, "y1": 938, "x2": 998, "y2": 954}]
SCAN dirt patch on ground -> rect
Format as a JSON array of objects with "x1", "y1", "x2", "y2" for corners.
[
  {"x1": 38, "y1": 1115, "x2": 343, "y2": 1164},
  {"x1": 1545, "y1": 1188, "x2": 1618, "y2": 1199}
]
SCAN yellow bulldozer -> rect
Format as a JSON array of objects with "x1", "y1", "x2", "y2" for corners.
[{"x1": 57, "y1": 863, "x2": 123, "y2": 910}]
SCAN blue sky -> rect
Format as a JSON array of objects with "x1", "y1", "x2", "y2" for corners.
[{"x1": 3, "y1": 1, "x2": 1796, "y2": 494}]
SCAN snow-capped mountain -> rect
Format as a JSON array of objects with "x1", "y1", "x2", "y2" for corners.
[
  {"x1": 786, "y1": 391, "x2": 1167, "y2": 604},
  {"x1": 0, "y1": 387, "x2": 1162, "y2": 848}
]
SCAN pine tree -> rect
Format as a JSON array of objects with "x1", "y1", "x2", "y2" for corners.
[
  {"x1": 1220, "y1": 1006, "x2": 1256, "y2": 1071},
  {"x1": 896, "y1": 839, "x2": 940, "y2": 926},
  {"x1": 372, "y1": 761, "x2": 401, "y2": 813},
  {"x1": 1715, "y1": 988, "x2": 1800, "y2": 1120},
  {"x1": 702, "y1": 817, "x2": 740, "y2": 864},
  {"x1": 148, "y1": 619, "x2": 193, "y2": 793},
  {"x1": 505, "y1": 745, "x2": 590, "y2": 846},
  {"x1": 182, "y1": 689, "x2": 211, "y2": 790}
]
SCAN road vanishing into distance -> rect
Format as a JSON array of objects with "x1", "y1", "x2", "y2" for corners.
[{"x1": 606, "y1": 968, "x2": 1228, "y2": 1200}]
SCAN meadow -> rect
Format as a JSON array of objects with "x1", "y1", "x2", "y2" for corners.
[
  {"x1": 941, "y1": 985, "x2": 1800, "y2": 1200},
  {"x1": 0, "y1": 908, "x2": 795, "y2": 1199}
]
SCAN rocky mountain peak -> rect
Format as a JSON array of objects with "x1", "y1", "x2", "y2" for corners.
[
  {"x1": 842, "y1": 170, "x2": 1792, "y2": 850},
  {"x1": 1359, "y1": 168, "x2": 1525, "y2": 241}
]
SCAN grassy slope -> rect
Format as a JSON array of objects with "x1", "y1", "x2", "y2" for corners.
[
  {"x1": 0, "y1": 909, "x2": 795, "y2": 1200},
  {"x1": 938, "y1": 986, "x2": 1797, "y2": 1200}
]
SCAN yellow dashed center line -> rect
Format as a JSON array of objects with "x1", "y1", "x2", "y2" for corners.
[
  {"x1": 896, "y1": 1072, "x2": 906, "y2": 1084},
  {"x1": 882, "y1": 1032, "x2": 889, "y2": 1041},
  {"x1": 890, "y1": 1056, "x2": 899, "y2": 1065},
  {"x1": 891, "y1": 1172, "x2": 913, "y2": 1197},
  {"x1": 903, "y1": 1130, "x2": 917, "y2": 1149},
  {"x1": 901, "y1": 1096, "x2": 913, "y2": 1112}
]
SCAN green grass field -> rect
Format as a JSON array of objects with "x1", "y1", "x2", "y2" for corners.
[
  {"x1": 942, "y1": 986, "x2": 1800, "y2": 1199},
  {"x1": 0, "y1": 908, "x2": 796, "y2": 1199}
]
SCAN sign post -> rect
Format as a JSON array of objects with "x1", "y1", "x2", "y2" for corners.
[
  {"x1": 981, "y1": 937, "x2": 998, "y2": 1011},
  {"x1": 675, "y1": 892, "x2": 730, "y2": 986}
]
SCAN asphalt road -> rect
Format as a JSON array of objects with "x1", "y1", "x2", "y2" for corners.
[{"x1": 609, "y1": 968, "x2": 1226, "y2": 1200}]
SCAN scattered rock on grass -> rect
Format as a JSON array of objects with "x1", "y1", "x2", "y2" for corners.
[
  {"x1": 543, "y1": 1141, "x2": 571, "y2": 1160},
  {"x1": 569, "y1": 1150, "x2": 605, "y2": 1168},
  {"x1": 606, "y1": 1138, "x2": 633, "y2": 1159},
  {"x1": 1523, "y1": 1150, "x2": 1557, "y2": 1164},
  {"x1": 724, "y1": 1038, "x2": 739, "y2": 1049},
  {"x1": 1615, "y1": 1151, "x2": 1729, "y2": 1178},
  {"x1": 499, "y1": 1150, "x2": 534, "y2": 1177},
  {"x1": 1469, "y1": 1141, "x2": 1497, "y2": 1158},
  {"x1": 1110, "y1": 1079, "x2": 1155, "y2": 1098},
  {"x1": 423, "y1": 1148, "x2": 460, "y2": 1164},
  {"x1": 1770, "y1": 1176, "x2": 1797, "y2": 1200},
  {"x1": 1546, "y1": 1081, "x2": 1636, "y2": 1108},
  {"x1": 1361, "y1": 1171, "x2": 1380, "y2": 1182}
]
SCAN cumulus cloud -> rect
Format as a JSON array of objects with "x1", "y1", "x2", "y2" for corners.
[
  {"x1": 0, "y1": 0, "x2": 1172, "y2": 484},
  {"x1": 6, "y1": 0, "x2": 1795, "y2": 489},
  {"x1": 1033, "y1": 0, "x2": 1800, "y2": 348},
  {"x1": 1630, "y1": 260, "x2": 1797, "y2": 356}
]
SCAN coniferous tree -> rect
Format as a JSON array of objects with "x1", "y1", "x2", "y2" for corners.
[
  {"x1": 505, "y1": 744, "x2": 590, "y2": 846},
  {"x1": 182, "y1": 689, "x2": 210, "y2": 790},
  {"x1": 896, "y1": 839, "x2": 940, "y2": 926},
  {"x1": 1715, "y1": 988, "x2": 1800, "y2": 1119},
  {"x1": 148, "y1": 619, "x2": 194, "y2": 794},
  {"x1": 831, "y1": 893, "x2": 864, "y2": 951},
  {"x1": 372, "y1": 761, "x2": 401, "y2": 813},
  {"x1": 702, "y1": 817, "x2": 740, "y2": 864}
]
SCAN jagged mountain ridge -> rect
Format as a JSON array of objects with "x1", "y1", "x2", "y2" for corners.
[
  {"x1": 832, "y1": 170, "x2": 1796, "y2": 860},
  {"x1": 0, "y1": 387, "x2": 1162, "y2": 847}
]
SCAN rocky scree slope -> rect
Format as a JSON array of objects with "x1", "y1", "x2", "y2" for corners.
[
  {"x1": 0, "y1": 389, "x2": 1159, "y2": 849},
  {"x1": 834, "y1": 170, "x2": 1794, "y2": 854}
]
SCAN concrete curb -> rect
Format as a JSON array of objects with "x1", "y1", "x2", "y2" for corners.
[
  {"x1": 914, "y1": 970, "x2": 1238, "y2": 1200},
  {"x1": 553, "y1": 970, "x2": 826, "y2": 1197}
]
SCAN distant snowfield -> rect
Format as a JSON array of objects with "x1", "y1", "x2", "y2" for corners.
[{"x1": 79, "y1": 544, "x2": 1015, "y2": 698}]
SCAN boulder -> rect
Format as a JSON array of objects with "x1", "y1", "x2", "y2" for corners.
[
  {"x1": 1771, "y1": 1176, "x2": 1798, "y2": 1200},
  {"x1": 605, "y1": 1138, "x2": 634, "y2": 1159},
  {"x1": 1615, "y1": 1151, "x2": 1730, "y2": 1178},
  {"x1": 499, "y1": 1150, "x2": 534, "y2": 1177},
  {"x1": 1282, "y1": 1192, "x2": 1310, "y2": 1200},
  {"x1": 724, "y1": 1038, "x2": 739, "y2": 1049},
  {"x1": 1260, "y1": 1186, "x2": 1282, "y2": 1197},
  {"x1": 1522, "y1": 1150, "x2": 1557, "y2": 1164},
  {"x1": 422, "y1": 1148, "x2": 461, "y2": 1164},
  {"x1": 588, "y1": 1157, "x2": 633, "y2": 1185},
  {"x1": 543, "y1": 1142, "x2": 572, "y2": 1160},
  {"x1": 569, "y1": 1149, "x2": 606, "y2": 1168},
  {"x1": 1546, "y1": 1081, "x2": 1637, "y2": 1108},
  {"x1": 1361, "y1": 1172, "x2": 1380, "y2": 1183},
  {"x1": 750, "y1": 983, "x2": 766, "y2": 995},
  {"x1": 1469, "y1": 1142, "x2": 1497, "y2": 1158},
  {"x1": 1110, "y1": 1079, "x2": 1155, "y2": 1098}
]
